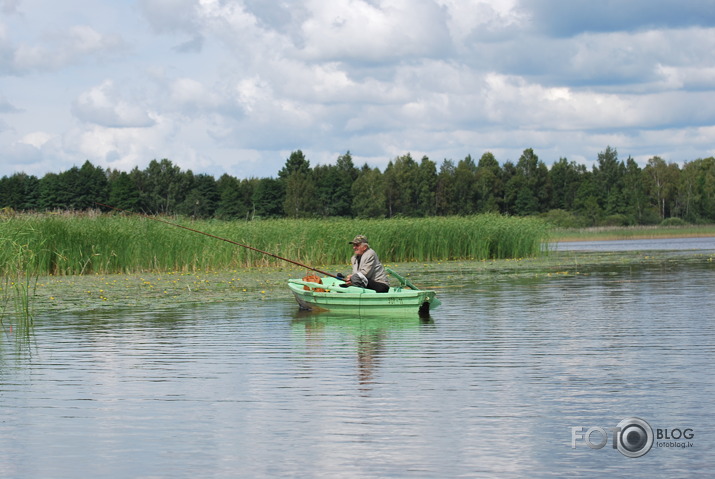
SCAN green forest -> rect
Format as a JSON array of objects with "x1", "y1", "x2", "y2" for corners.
[{"x1": 2, "y1": 146, "x2": 714, "y2": 226}]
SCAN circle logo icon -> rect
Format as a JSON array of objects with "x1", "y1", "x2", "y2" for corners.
[{"x1": 616, "y1": 417, "x2": 654, "y2": 458}]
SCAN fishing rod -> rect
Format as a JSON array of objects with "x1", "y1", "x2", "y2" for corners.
[{"x1": 95, "y1": 203, "x2": 340, "y2": 279}]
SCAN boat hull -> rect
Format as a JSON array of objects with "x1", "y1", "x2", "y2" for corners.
[{"x1": 288, "y1": 277, "x2": 436, "y2": 317}]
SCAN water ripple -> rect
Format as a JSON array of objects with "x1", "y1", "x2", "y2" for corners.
[{"x1": 1, "y1": 261, "x2": 714, "y2": 478}]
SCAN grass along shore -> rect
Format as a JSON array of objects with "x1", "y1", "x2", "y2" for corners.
[
  {"x1": 1, "y1": 213, "x2": 549, "y2": 276},
  {"x1": 551, "y1": 224, "x2": 715, "y2": 242}
]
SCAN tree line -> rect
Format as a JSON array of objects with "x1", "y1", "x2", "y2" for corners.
[{"x1": 2, "y1": 147, "x2": 714, "y2": 226}]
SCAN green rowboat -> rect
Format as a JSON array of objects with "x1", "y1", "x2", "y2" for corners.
[{"x1": 287, "y1": 269, "x2": 440, "y2": 317}]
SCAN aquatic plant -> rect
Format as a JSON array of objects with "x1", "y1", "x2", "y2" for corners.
[
  {"x1": 0, "y1": 235, "x2": 40, "y2": 344},
  {"x1": 0, "y1": 212, "x2": 550, "y2": 275}
]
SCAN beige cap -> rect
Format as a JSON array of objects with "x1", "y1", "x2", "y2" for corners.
[{"x1": 349, "y1": 235, "x2": 368, "y2": 245}]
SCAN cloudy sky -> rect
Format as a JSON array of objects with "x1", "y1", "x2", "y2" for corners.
[{"x1": 2, "y1": 0, "x2": 715, "y2": 179}]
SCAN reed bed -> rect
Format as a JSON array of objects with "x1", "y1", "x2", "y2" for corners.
[{"x1": 0, "y1": 213, "x2": 549, "y2": 276}]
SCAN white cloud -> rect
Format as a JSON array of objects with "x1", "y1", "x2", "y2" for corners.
[
  {"x1": 8, "y1": 25, "x2": 125, "y2": 74},
  {"x1": 655, "y1": 65, "x2": 715, "y2": 91},
  {"x1": 72, "y1": 80, "x2": 156, "y2": 128},
  {"x1": 1, "y1": 0, "x2": 715, "y2": 180},
  {"x1": 298, "y1": 0, "x2": 452, "y2": 62},
  {"x1": 20, "y1": 130, "x2": 53, "y2": 148},
  {"x1": 437, "y1": 0, "x2": 525, "y2": 43},
  {"x1": 63, "y1": 114, "x2": 178, "y2": 170},
  {"x1": 168, "y1": 77, "x2": 224, "y2": 113}
]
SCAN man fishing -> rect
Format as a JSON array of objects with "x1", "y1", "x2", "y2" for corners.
[{"x1": 344, "y1": 235, "x2": 390, "y2": 293}]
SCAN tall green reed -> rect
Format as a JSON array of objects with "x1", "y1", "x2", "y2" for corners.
[
  {"x1": 0, "y1": 234, "x2": 41, "y2": 344},
  {"x1": 0, "y1": 212, "x2": 550, "y2": 276}
]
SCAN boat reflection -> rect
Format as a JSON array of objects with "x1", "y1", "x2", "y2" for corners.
[{"x1": 291, "y1": 310, "x2": 434, "y2": 391}]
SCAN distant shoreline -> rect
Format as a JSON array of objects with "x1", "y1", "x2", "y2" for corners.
[{"x1": 550, "y1": 225, "x2": 715, "y2": 242}]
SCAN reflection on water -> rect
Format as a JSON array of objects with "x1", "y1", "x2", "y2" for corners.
[
  {"x1": 1, "y1": 258, "x2": 714, "y2": 478},
  {"x1": 292, "y1": 312, "x2": 434, "y2": 391}
]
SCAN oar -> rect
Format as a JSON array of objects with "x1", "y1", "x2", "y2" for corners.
[
  {"x1": 95, "y1": 203, "x2": 341, "y2": 280},
  {"x1": 386, "y1": 267, "x2": 418, "y2": 289},
  {"x1": 386, "y1": 267, "x2": 442, "y2": 308}
]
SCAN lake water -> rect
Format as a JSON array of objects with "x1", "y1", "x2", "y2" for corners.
[{"x1": 2, "y1": 242, "x2": 714, "y2": 478}]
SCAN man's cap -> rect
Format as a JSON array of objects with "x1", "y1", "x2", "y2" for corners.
[{"x1": 349, "y1": 235, "x2": 369, "y2": 245}]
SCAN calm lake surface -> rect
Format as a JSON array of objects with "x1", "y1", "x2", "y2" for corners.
[{"x1": 2, "y1": 241, "x2": 714, "y2": 478}]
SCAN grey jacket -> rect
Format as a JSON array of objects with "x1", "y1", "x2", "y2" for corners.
[{"x1": 351, "y1": 248, "x2": 389, "y2": 285}]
